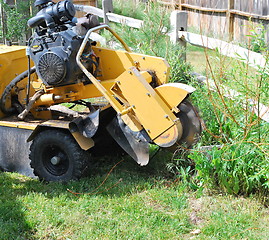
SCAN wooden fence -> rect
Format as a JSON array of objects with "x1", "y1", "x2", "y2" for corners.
[
  {"x1": 157, "y1": 0, "x2": 269, "y2": 43},
  {"x1": 1, "y1": 0, "x2": 269, "y2": 44}
]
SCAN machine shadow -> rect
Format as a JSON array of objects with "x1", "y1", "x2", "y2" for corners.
[
  {"x1": 79, "y1": 149, "x2": 174, "y2": 195},
  {"x1": 0, "y1": 172, "x2": 36, "y2": 239}
]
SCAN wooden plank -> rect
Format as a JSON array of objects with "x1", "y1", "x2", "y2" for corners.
[
  {"x1": 179, "y1": 31, "x2": 266, "y2": 69},
  {"x1": 106, "y1": 13, "x2": 143, "y2": 28},
  {"x1": 230, "y1": 9, "x2": 269, "y2": 20},
  {"x1": 181, "y1": 3, "x2": 227, "y2": 13},
  {"x1": 178, "y1": 0, "x2": 184, "y2": 10},
  {"x1": 74, "y1": 4, "x2": 104, "y2": 18},
  {"x1": 180, "y1": 3, "x2": 269, "y2": 20},
  {"x1": 227, "y1": 0, "x2": 235, "y2": 41},
  {"x1": 74, "y1": 4, "x2": 144, "y2": 29},
  {"x1": 264, "y1": 0, "x2": 269, "y2": 15}
]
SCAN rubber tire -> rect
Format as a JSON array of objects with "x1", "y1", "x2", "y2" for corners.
[{"x1": 30, "y1": 130, "x2": 90, "y2": 182}]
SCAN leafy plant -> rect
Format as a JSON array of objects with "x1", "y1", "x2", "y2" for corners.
[
  {"x1": 0, "y1": 0, "x2": 32, "y2": 42},
  {"x1": 190, "y1": 142, "x2": 269, "y2": 195},
  {"x1": 248, "y1": 24, "x2": 267, "y2": 53},
  {"x1": 98, "y1": 0, "x2": 269, "y2": 200}
]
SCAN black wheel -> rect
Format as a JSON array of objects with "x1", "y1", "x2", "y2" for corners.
[{"x1": 30, "y1": 130, "x2": 90, "y2": 182}]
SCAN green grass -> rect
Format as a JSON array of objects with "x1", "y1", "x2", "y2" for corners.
[{"x1": 1, "y1": 155, "x2": 269, "y2": 240}]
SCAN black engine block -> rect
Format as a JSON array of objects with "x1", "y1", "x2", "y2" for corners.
[
  {"x1": 28, "y1": 0, "x2": 99, "y2": 86},
  {"x1": 29, "y1": 29, "x2": 83, "y2": 86}
]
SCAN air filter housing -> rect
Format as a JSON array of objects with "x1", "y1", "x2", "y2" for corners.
[{"x1": 37, "y1": 52, "x2": 66, "y2": 85}]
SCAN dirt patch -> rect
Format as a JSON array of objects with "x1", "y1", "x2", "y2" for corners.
[{"x1": 189, "y1": 197, "x2": 204, "y2": 226}]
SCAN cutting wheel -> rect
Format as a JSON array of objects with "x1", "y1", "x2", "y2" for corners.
[{"x1": 171, "y1": 100, "x2": 202, "y2": 150}]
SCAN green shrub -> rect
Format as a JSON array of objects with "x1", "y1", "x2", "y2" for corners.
[
  {"x1": 0, "y1": 0, "x2": 32, "y2": 42},
  {"x1": 185, "y1": 27, "x2": 269, "y2": 198},
  {"x1": 190, "y1": 142, "x2": 269, "y2": 195},
  {"x1": 248, "y1": 24, "x2": 267, "y2": 53}
]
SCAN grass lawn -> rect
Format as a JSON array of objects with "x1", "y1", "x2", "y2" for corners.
[{"x1": 1, "y1": 154, "x2": 268, "y2": 240}]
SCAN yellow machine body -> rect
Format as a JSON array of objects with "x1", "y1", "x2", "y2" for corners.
[
  {"x1": 0, "y1": 25, "x2": 200, "y2": 179},
  {"x1": 0, "y1": 45, "x2": 29, "y2": 118},
  {"x1": 0, "y1": 38, "x2": 191, "y2": 148}
]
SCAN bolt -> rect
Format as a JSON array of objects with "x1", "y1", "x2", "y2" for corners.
[
  {"x1": 146, "y1": 93, "x2": 151, "y2": 97},
  {"x1": 54, "y1": 95, "x2": 62, "y2": 100},
  {"x1": 164, "y1": 114, "x2": 169, "y2": 119},
  {"x1": 142, "y1": 57, "x2": 145, "y2": 60},
  {"x1": 128, "y1": 71, "x2": 133, "y2": 75}
]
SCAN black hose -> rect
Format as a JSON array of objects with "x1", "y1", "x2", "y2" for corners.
[
  {"x1": 0, "y1": 66, "x2": 36, "y2": 114},
  {"x1": 26, "y1": 55, "x2": 32, "y2": 104}
]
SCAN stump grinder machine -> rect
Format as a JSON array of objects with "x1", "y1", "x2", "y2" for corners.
[{"x1": 0, "y1": 0, "x2": 201, "y2": 181}]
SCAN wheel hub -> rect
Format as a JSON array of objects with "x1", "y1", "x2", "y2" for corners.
[{"x1": 50, "y1": 156, "x2": 61, "y2": 165}]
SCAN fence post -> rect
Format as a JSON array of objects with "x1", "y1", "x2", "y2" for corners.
[
  {"x1": 170, "y1": 10, "x2": 188, "y2": 61},
  {"x1": 227, "y1": 0, "x2": 234, "y2": 41},
  {"x1": 178, "y1": 0, "x2": 184, "y2": 11},
  {"x1": 102, "y1": 0, "x2": 113, "y2": 25}
]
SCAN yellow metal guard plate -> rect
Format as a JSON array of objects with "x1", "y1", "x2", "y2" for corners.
[{"x1": 112, "y1": 67, "x2": 178, "y2": 143}]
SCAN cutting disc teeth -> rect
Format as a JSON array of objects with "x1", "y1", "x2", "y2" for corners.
[{"x1": 171, "y1": 100, "x2": 202, "y2": 150}]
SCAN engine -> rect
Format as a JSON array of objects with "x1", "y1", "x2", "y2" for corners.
[{"x1": 28, "y1": 0, "x2": 99, "y2": 86}]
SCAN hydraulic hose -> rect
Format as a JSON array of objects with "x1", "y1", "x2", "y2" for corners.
[{"x1": 0, "y1": 66, "x2": 36, "y2": 114}]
